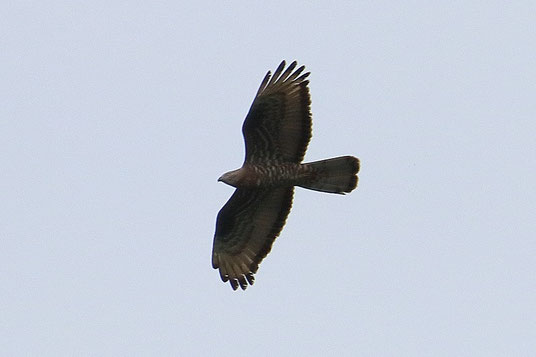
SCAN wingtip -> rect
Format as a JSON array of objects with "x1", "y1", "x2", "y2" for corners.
[
  {"x1": 230, "y1": 278, "x2": 239, "y2": 290},
  {"x1": 246, "y1": 272, "x2": 255, "y2": 285},
  {"x1": 228, "y1": 277, "x2": 249, "y2": 291},
  {"x1": 275, "y1": 60, "x2": 286, "y2": 73}
]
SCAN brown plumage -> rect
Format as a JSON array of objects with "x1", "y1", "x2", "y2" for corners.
[{"x1": 213, "y1": 61, "x2": 360, "y2": 290}]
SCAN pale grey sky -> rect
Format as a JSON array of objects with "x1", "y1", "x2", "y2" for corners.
[{"x1": 1, "y1": 1, "x2": 535, "y2": 356}]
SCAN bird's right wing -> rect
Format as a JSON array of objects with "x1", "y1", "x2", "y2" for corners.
[{"x1": 212, "y1": 187, "x2": 294, "y2": 290}]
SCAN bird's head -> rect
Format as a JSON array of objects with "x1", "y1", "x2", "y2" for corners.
[{"x1": 218, "y1": 168, "x2": 242, "y2": 187}]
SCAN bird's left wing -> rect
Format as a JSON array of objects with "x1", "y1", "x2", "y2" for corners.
[{"x1": 242, "y1": 60, "x2": 312, "y2": 164}]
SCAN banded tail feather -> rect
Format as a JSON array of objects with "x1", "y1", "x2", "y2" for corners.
[{"x1": 299, "y1": 156, "x2": 360, "y2": 194}]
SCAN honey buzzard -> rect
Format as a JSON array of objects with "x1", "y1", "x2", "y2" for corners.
[{"x1": 212, "y1": 61, "x2": 360, "y2": 290}]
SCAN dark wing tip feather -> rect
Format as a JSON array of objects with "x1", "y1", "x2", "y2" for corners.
[
  {"x1": 296, "y1": 72, "x2": 310, "y2": 82},
  {"x1": 255, "y1": 61, "x2": 309, "y2": 97},
  {"x1": 230, "y1": 278, "x2": 239, "y2": 290},
  {"x1": 273, "y1": 60, "x2": 286, "y2": 78},
  {"x1": 256, "y1": 71, "x2": 272, "y2": 96},
  {"x1": 286, "y1": 65, "x2": 305, "y2": 82},
  {"x1": 277, "y1": 60, "x2": 298, "y2": 83},
  {"x1": 227, "y1": 273, "x2": 254, "y2": 291},
  {"x1": 266, "y1": 60, "x2": 286, "y2": 87},
  {"x1": 246, "y1": 273, "x2": 255, "y2": 285},
  {"x1": 238, "y1": 275, "x2": 248, "y2": 290}
]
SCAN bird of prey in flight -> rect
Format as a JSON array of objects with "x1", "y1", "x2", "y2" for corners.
[{"x1": 212, "y1": 60, "x2": 360, "y2": 290}]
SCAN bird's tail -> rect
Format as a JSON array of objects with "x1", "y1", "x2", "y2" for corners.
[{"x1": 298, "y1": 156, "x2": 360, "y2": 194}]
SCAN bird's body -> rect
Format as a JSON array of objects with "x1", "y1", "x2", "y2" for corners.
[
  {"x1": 220, "y1": 158, "x2": 358, "y2": 192},
  {"x1": 212, "y1": 61, "x2": 360, "y2": 290},
  {"x1": 220, "y1": 162, "x2": 313, "y2": 188}
]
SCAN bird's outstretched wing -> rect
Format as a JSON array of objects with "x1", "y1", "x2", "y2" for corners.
[
  {"x1": 242, "y1": 60, "x2": 312, "y2": 164},
  {"x1": 212, "y1": 187, "x2": 294, "y2": 290}
]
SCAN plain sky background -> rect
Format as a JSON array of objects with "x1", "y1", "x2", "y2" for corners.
[{"x1": 2, "y1": 1, "x2": 535, "y2": 356}]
